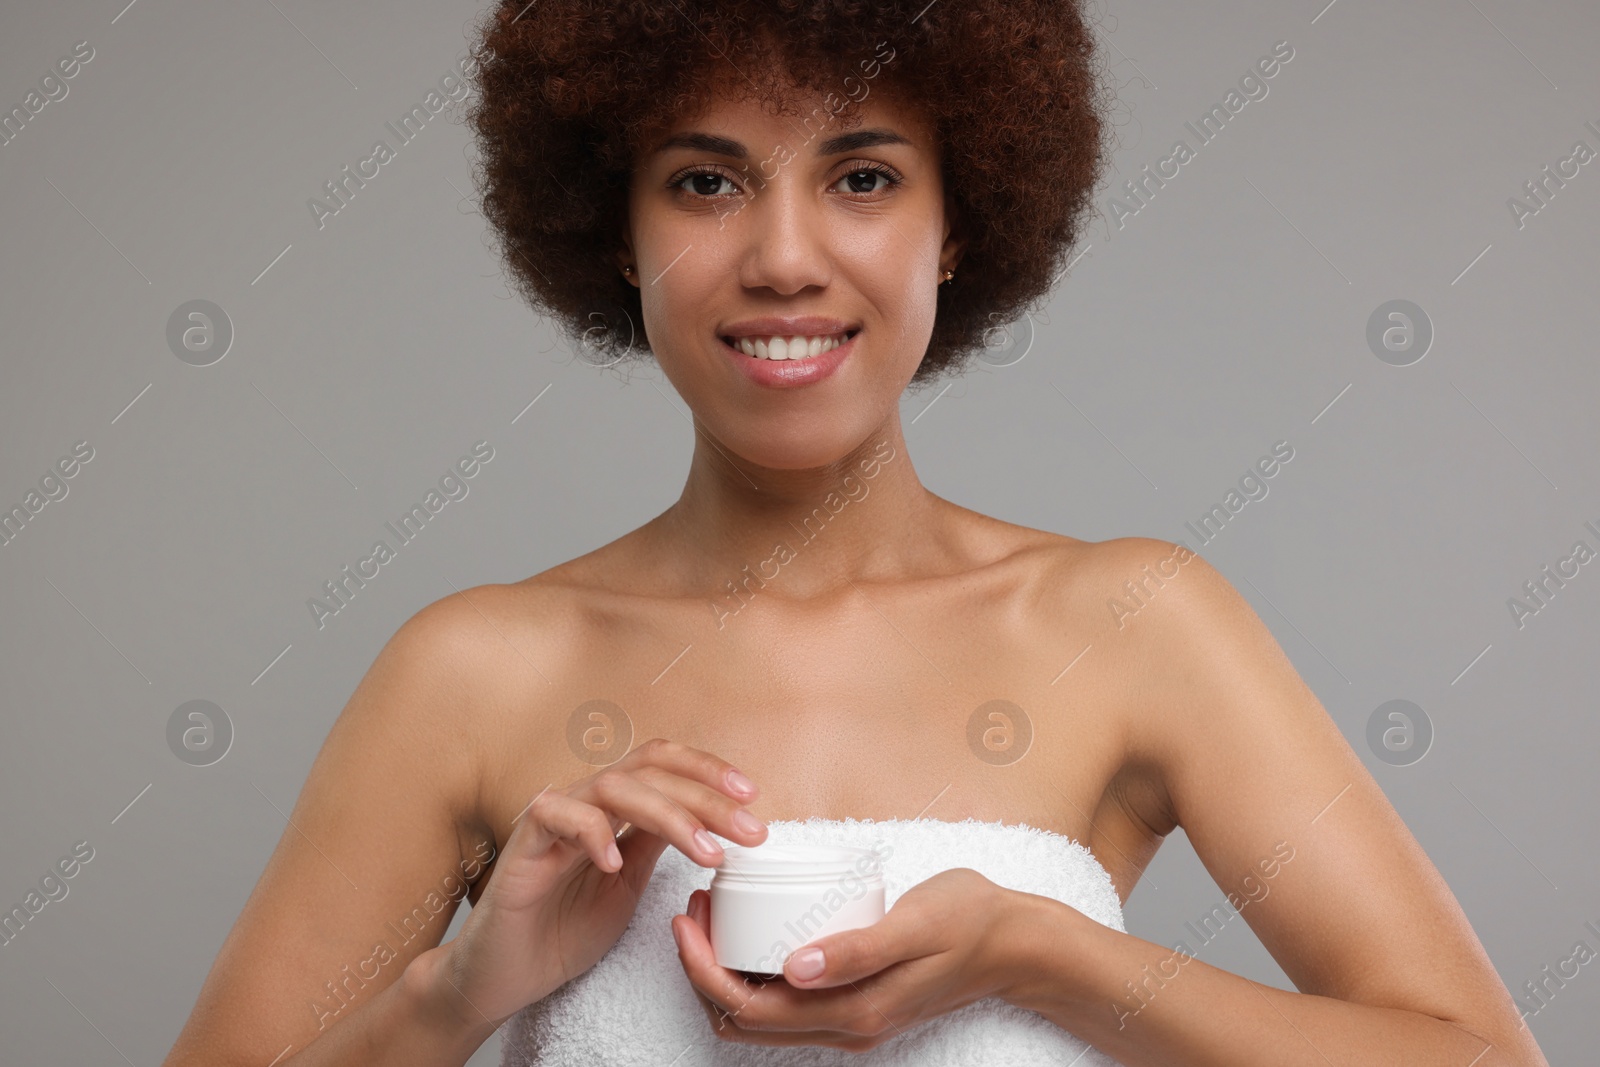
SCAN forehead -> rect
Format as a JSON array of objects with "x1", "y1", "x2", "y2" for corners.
[{"x1": 643, "y1": 76, "x2": 935, "y2": 159}]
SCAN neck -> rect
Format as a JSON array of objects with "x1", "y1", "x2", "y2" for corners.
[{"x1": 645, "y1": 413, "x2": 954, "y2": 603}]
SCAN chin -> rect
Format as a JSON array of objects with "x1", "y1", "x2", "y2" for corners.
[
  {"x1": 739, "y1": 441, "x2": 851, "y2": 472},
  {"x1": 719, "y1": 424, "x2": 864, "y2": 473}
]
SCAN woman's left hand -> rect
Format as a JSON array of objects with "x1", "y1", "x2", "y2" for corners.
[{"x1": 670, "y1": 867, "x2": 1035, "y2": 1051}]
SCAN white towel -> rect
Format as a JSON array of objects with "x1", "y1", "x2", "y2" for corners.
[{"x1": 499, "y1": 816, "x2": 1130, "y2": 1066}]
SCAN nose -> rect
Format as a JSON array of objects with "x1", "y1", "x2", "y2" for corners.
[{"x1": 733, "y1": 178, "x2": 832, "y2": 296}]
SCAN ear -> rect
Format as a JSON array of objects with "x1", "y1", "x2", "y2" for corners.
[
  {"x1": 615, "y1": 208, "x2": 640, "y2": 287},
  {"x1": 940, "y1": 187, "x2": 968, "y2": 275}
]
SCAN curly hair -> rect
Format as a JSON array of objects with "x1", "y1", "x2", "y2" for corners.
[{"x1": 464, "y1": 0, "x2": 1113, "y2": 387}]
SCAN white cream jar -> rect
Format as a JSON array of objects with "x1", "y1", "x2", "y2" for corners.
[{"x1": 708, "y1": 841, "x2": 888, "y2": 975}]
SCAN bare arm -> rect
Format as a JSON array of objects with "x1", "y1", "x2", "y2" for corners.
[
  {"x1": 161, "y1": 592, "x2": 513, "y2": 1066},
  {"x1": 1001, "y1": 540, "x2": 1547, "y2": 1066},
  {"x1": 249, "y1": 952, "x2": 500, "y2": 1066},
  {"x1": 1003, "y1": 892, "x2": 1537, "y2": 1065}
]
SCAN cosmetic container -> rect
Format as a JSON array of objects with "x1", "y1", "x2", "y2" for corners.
[{"x1": 708, "y1": 842, "x2": 887, "y2": 975}]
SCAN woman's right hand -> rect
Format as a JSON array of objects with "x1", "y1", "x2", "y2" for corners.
[{"x1": 411, "y1": 738, "x2": 768, "y2": 1029}]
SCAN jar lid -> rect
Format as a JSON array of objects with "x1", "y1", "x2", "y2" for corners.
[{"x1": 712, "y1": 842, "x2": 886, "y2": 887}]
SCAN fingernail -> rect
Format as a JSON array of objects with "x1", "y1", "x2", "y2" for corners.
[
  {"x1": 732, "y1": 809, "x2": 765, "y2": 836},
  {"x1": 605, "y1": 842, "x2": 622, "y2": 869},
  {"x1": 671, "y1": 921, "x2": 683, "y2": 950},
  {"x1": 726, "y1": 768, "x2": 756, "y2": 795},
  {"x1": 788, "y1": 947, "x2": 825, "y2": 980},
  {"x1": 694, "y1": 828, "x2": 722, "y2": 858}
]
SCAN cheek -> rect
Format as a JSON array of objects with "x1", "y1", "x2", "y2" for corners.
[
  {"x1": 639, "y1": 260, "x2": 720, "y2": 353},
  {"x1": 856, "y1": 260, "x2": 940, "y2": 373},
  {"x1": 839, "y1": 216, "x2": 944, "y2": 358},
  {"x1": 903, "y1": 285, "x2": 941, "y2": 361}
]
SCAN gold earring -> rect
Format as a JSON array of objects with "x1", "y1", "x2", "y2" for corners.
[
  {"x1": 942, "y1": 269, "x2": 954, "y2": 284},
  {"x1": 623, "y1": 265, "x2": 634, "y2": 276}
]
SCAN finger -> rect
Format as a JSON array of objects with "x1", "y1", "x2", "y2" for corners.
[
  {"x1": 614, "y1": 737, "x2": 760, "y2": 804},
  {"x1": 672, "y1": 912, "x2": 765, "y2": 1018},
  {"x1": 687, "y1": 888, "x2": 711, "y2": 932},
  {"x1": 684, "y1": 974, "x2": 827, "y2": 1048},
  {"x1": 515, "y1": 787, "x2": 625, "y2": 872},
  {"x1": 674, "y1": 899, "x2": 879, "y2": 1038},
  {"x1": 573, "y1": 767, "x2": 742, "y2": 868},
  {"x1": 612, "y1": 821, "x2": 670, "y2": 890},
  {"x1": 630, "y1": 763, "x2": 770, "y2": 847},
  {"x1": 672, "y1": 902, "x2": 783, "y2": 1016},
  {"x1": 679, "y1": 945, "x2": 898, "y2": 1049},
  {"x1": 673, "y1": 914, "x2": 834, "y2": 1044},
  {"x1": 782, "y1": 909, "x2": 934, "y2": 989},
  {"x1": 693, "y1": 987, "x2": 879, "y2": 1050}
]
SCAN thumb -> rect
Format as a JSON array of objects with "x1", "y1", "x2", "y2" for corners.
[
  {"x1": 783, "y1": 912, "x2": 922, "y2": 989},
  {"x1": 613, "y1": 826, "x2": 669, "y2": 895}
]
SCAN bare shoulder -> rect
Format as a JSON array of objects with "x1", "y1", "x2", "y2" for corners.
[
  {"x1": 1063, "y1": 534, "x2": 1317, "y2": 748},
  {"x1": 402, "y1": 566, "x2": 656, "y2": 817},
  {"x1": 1068, "y1": 538, "x2": 1538, "y2": 1053},
  {"x1": 398, "y1": 572, "x2": 600, "y2": 738},
  {"x1": 1044, "y1": 533, "x2": 1317, "y2": 804},
  {"x1": 993, "y1": 530, "x2": 1208, "y2": 627},
  {"x1": 158, "y1": 575, "x2": 599, "y2": 1064},
  {"x1": 1035, "y1": 533, "x2": 1211, "y2": 605},
  {"x1": 315, "y1": 572, "x2": 605, "y2": 867},
  {"x1": 1018, "y1": 533, "x2": 1257, "y2": 660},
  {"x1": 400, "y1": 573, "x2": 592, "y2": 680}
]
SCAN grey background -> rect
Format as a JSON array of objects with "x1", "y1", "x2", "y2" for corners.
[{"x1": 2, "y1": 0, "x2": 1596, "y2": 1062}]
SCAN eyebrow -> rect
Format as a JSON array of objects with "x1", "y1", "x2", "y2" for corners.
[{"x1": 652, "y1": 127, "x2": 912, "y2": 159}]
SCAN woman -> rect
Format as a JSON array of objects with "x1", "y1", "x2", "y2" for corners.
[{"x1": 162, "y1": 1, "x2": 1549, "y2": 1064}]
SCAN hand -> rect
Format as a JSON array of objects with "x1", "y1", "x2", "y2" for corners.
[
  {"x1": 670, "y1": 867, "x2": 1029, "y2": 1052},
  {"x1": 414, "y1": 738, "x2": 769, "y2": 1030}
]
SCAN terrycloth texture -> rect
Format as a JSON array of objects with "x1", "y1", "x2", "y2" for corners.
[{"x1": 500, "y1": 817, "x2": 1130, "y2": 1066}]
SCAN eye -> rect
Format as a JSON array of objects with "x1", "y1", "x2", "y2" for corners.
[
  {"x1": 666, "y1": 160, "x2": 905, "y2": 202},
  {"x1": 668, "y1": 166, "x2": 743, "y2": 199},
  {"x1": 831, "y1": 161, "x2": 903, "y2": 197}
]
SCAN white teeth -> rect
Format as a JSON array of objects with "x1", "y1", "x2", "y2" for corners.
[{"x1": 730, "y1": 333, "x2": 850, "y2": 360}]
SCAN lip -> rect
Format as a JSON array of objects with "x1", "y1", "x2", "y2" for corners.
[
  {"x1": 720, "y1": 315, "x2": 857, "y2": 339},
  {"x1": 720, "y1": 329, "x2": 858, "y2": 389}
]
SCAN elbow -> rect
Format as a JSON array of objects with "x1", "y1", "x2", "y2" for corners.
[{"x1": 1436, "y1": 1014, "x2": 1548, "y2": 1067}]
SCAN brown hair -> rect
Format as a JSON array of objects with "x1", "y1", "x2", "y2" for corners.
[{"x1": 465, "y1": 0, "x2": 1112, "y2": 386}]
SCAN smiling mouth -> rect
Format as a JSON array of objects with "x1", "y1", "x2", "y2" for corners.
[{"x1": 720, "y1": 330, "x2": 859, "y2": 361}]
